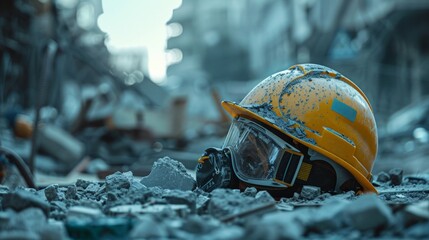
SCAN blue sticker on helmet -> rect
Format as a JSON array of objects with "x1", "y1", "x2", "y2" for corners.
[{"x1": 331, "y1": 98, "x2": 357, "y2": 122}]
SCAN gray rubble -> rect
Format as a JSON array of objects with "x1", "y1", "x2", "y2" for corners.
[
  {"x1": 140, "y1": 157, "x2": 196, "y2": 191},
  {"x1": 0, "y1": 161, "x2": 428, "y2": 239}
]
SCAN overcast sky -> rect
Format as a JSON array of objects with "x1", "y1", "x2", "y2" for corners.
[{"x1": 98, "y1": 0, "x2": 182, "y2": 83}]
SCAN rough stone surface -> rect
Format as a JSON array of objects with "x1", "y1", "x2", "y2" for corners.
[
  {"x1": 245, "y1": 211, "x2": 304, "y2": 240},
  {"x1": 377, "y1": 171, "x2": 391, "y2": 183},
  {"x1": 105, "y1": 171, "x2": 133, "y2": 191},
  {"x1": 389, "y1": 168, "x2": 403, "y2": 186},
  {"x1": 1, "y1": 164, "x2": 429, "y2": 239},
  {"x1": 343, "y1": 194, "x2": 394, "y2": 230},
  {"x1": 140, "y1": 157, "x2": 196, "y2": 191},
  {"x1": 44, "y1": 185, "x2": 59, "y2": 202},
  {"x1": 242, "y1": 187, "x2": 258, "y2": 197},
  {"x1": 300, "y1": 185, "x2": 321, "y2": 200},
  {"x1": 162, "y1": 190, "x2": 197, "y2": 213},
  {"x1": 2, "y1": 190, "x2": 50, "y2": 216}
]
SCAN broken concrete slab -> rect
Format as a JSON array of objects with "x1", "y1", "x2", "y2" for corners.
[
  {"x1": 140, "y1": 157, "x2": 195, "y2": 191},
  {"x1": 343, "y1": 194, "x2": 393, "y2": 231}
]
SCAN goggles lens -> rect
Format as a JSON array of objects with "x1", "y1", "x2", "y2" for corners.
[{"x1": 223, "y1": 118, "x2": 304, "y2": 188}]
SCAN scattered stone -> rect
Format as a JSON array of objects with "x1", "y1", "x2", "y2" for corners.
[
  {"x1": 163, "y1": 190, "x2": 197, "y2": 213},
  {"x1": 255, "y1": 190, "x2": 275, "y2": 204},
  {"x1": 129, "y1": 215, "x2": 168, "y2": 239},
  {"x1": 2, "y1": 190, "x2": 50, "y2": 216},
  {"x1": 389, "y1": 168, "x2": 403, "y2": 186},
  {"x1": 308, "y1": 199, "x2": 349, "y2": 232},
  {"x1": 140, "y1": 157, "x2": 195, "y2": 191},
  {"x1": 343, "y1": 194, "x2": 393, "y2": 230},
  {"x1": 245, "y1": 211, "x2": 304, "y2": 239},
  {"x1": 67, "y1": 206, "x2": 103, "y2": 219},
  {"x1": 44, "y1": 185, "x2": 59, "y2": 202},
  {"x1": 105, "y1": 171, "x2": 133, "y2": 191},
  {"x1": 196, "y1": 194, "x2": 210, "y2": 214},
  {"x1": 242, "y1": 187, "x2": 258, "y2": 197},
  {"x1": 65, "y1": 185, "x2": 77, "y2": 200},
  {"x1": 0, "y1": 185, "x2": 10, "y2": 197},
  {"x1": 85, "y1": 183, "x2": 100, "y2": 194},
  {"x1": 403, "y1": 200, "x2": 429, "y2": 225},
  {"x1": 75, "y1": 179, "x2": 92, "y2": 189},
  {"x1": 300, "y1": 185, "x2": 321, "y2": 200},
  {"x1": 377, "y1": 171, "x2": 391, "y2": 183}
]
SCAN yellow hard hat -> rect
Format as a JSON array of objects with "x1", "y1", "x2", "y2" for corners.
[{"x1": 222, "y1": 63, "x2": 378, "y2": 193}]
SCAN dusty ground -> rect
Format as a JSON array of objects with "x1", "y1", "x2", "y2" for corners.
[{"x1": 0, "y1": 157, "x2": 428, "y2": 239}]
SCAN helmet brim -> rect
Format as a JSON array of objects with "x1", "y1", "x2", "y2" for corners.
[{"x1": 222, "y1": 100, "x2": 377, "y2": 193}]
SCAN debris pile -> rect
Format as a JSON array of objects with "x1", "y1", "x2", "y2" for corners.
[{"x1": 1, "y1": 158, "x2": 428, "y2": 239}]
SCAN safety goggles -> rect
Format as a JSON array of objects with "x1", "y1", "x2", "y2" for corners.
[{"x1": 223, "y1": 117, "x2": 304, "y2": 188}]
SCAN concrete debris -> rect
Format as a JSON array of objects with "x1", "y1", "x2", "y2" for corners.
[
  {"x1": 67, "y1": 206, "x2": 103, "y2": 219},
  {"x1": 343, "y1": 194, "x2": 394, "y2": 230},
  {"x1": 1, "y1": 167, "x2": 429, "y2": 239},
  {"x1": 162, "y1": 190, "x2": 197, "y2": 213},
  {"x1": 2, "y1": 189, "x2": 50, "y2": 216},
  {"x1": 105, "y1": 171, "x2": 133, "y2": 191},
  {"x1": 129, "y1": 215, "x2": 169, "y2": 239},
  {"x1": 404, "y1": 201, "x2": 429, "y2": 225},
  {"x1": 377, "y1": 171, "x2": 391, "y2": 183},
  {"x1": 242, "y1": 187, "x2": 258, "y2": 197},
  {"x1": 140, "y1": 157, "x2": 196, "y2": 191},
  {"x1": 245, "y1": 211, "x2": 304, "y2": 240},
  {"x1": 300, "y1": 185, "x2": 321, "y2": 200},
  {"x1": 44, "y1": 184, "x2": 61, "y2": 202},
  {"x1": 389, "y1": 168, "x2": 403, "y2": 186}
]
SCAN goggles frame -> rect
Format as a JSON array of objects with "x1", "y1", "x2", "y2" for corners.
[{"x1": 223, "y1": 117, "x2": 304, "y2": 188}]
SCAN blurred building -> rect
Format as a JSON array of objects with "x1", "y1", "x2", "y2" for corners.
[
  {"x1": 166, "y1": 0, "x2": 249, "y2": 83},
  {"x1": 167, "y1": 0, "x2": 429, "y2": 124}
]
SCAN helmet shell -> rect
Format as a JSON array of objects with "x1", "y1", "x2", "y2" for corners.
[{"x1": 222, "y1": 63, "x2": 378, "y2": 192}]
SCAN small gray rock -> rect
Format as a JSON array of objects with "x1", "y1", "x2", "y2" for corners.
[
  {"x1": 140, "y1": 157, "x2": 195, "y2": 191},
  {"x1": 300, "y1": 185, "x2": 321, "y2": 200},
  {"x1": 389, "y1": 168, "x2": 403, "y2": 185},
  {"x1": 343, "y1": 194, "x2": 393, "y2": 230},
  {"x1": 242, "y1": 187, "x2": 258, "y2": 197},
  {"x1": 44, "y1": 185, "x2": 59, "y2": 202},
  {"x1": 377, "y1": 172, "x2": 391, "y2": 183},
  {"x1": 105, "y1": 171, "x2": 133, "y2": 191}
]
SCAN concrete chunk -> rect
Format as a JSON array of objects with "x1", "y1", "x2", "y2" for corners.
[
  {"x1": 344, "y1": 194, "x2": 393, "y2": 230},
  {"x1": 105, "y1": 171, "x2": 133, "y2": 191},
  {"x1": 377, "y1": 172, "x2": 390, "y2": 183},
  {"x1": 308, "y1": 199, "x2": 350, "y2": 231},
  {"x1": 140, "y1": 157, "x2": 195, "y2": 191},
  {"x1": 300, "y1": 185, "x2": 321, "y2": 200},
  {"x1": 389, "y1": 168, "x2": 403, "y2": 186},
  {"x1": 162, "y1": 190, "x2": 197, "y2": 213},
  {"x1": 44, "y1": 185, "x2": 59, "y2": 202}
]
